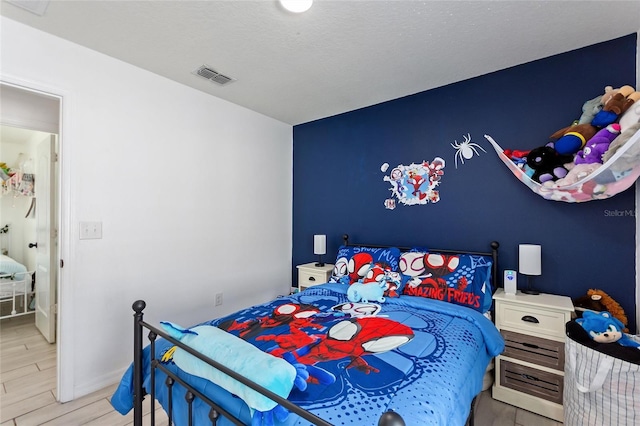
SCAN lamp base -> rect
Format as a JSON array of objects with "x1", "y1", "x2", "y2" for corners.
[
  {"x1": 521, "y1": 276, "x2": 539, "y2": 295},
  {"x1": 315, "y1": 262, "x2": 325, "y2": 267},
  {"x1": 315, "y1": 254, "x2": 324, "y2": 267}
]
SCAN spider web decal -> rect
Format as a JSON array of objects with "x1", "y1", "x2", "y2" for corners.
[{"x1": 381, "y1": 157, "x2": 445, "y2": 208}]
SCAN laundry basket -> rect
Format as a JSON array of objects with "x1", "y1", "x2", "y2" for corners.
[{"x1": 564, "y1": 320, "x2": 640, "y2": 426}]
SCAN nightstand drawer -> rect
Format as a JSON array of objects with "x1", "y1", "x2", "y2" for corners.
[
  {"x1": 299, "y1": 270, "x2": 328, "y2": 288},
  {"x1": 501, "y1": 330, "x2": 564, "y2": 371},
  {"x1": 497, "y1": 303, "x2": 567, "y2": 339},
  {"x1": 296, "y1": 263, "x2": 334, "y2": 291},
  {"x1": 500, "y1": 360, "x2": 563, "y2": 405}
]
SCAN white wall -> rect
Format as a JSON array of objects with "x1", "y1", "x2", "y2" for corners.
[{"x1": 1, "y1": 16, "x2": 293, "y2": 400}]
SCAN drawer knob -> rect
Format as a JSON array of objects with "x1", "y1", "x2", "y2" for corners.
[
  {"x1": 522, "y1": 342, "x2": 540, "y2": 349},
  {"x1": 521, "y1": 315, "x2": 539, "y2": 324},
  {"x1": 308, "y1": 276, "x2": 316, "y2": 281},
  {"x1": 521, "y1": 373, "x2": 539, "y2": 381}
]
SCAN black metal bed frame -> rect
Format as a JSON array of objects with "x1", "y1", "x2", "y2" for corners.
[{"x1": 131, "y1": 236, "x2": 500, "y2": 426}]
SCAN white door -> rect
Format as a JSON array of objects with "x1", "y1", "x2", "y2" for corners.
[{"x1": 35, "y1": 135, "x2": 56, "y2": 343}]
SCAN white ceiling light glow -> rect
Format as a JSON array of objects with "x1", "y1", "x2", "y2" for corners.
[{"x1": 279, "y1": 0, "x2": 313, "y2": 13}]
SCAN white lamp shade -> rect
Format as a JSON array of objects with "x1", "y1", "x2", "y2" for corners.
[
  {"x1": 279, "y1": 0, "x2": 313, "y2": 13},
  {"x1": 519, "y1": 244, "x2": 541, "y2": 276},
  {"x1": 313, "y1": 235, "x2": 326, "y2": 255}
]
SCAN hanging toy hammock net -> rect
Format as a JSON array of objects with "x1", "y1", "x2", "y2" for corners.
[{"x1": 485, "y1": 129, "x2": 640, "y2": 203}]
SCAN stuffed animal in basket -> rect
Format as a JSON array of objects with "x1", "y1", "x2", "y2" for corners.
[
  {"x1": 576, "y1": 311, "x2": 640, "y2": 349},
  {"x1": 574, "y1": 288, "x2": 629, "y2": 329},
  {"x1": 525, "y1": 143, "x2": 574, "y2": 183},
  {"x1": 574, "y1": 123, "x2": 621, "y2": 165}
]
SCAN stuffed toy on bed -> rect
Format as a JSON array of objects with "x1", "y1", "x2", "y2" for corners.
[
  {"x1": 347, "y1": 281, "x2": 386, "y2": 303},
  {"x1": 576, "y1": 311, "x2": 640, "y2": 349},
  {"x1": 160, "y1": 322, "x2": 310, "y2": 425}
]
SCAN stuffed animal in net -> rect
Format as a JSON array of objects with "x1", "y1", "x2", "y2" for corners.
[
  {"x1": 573, "y1": 288, "x2": 629, "y2": 331},
  {"x1": 591, "y1": 85, "x2": 638, "y2": 127},
  {"x1": 549, "y1": 123, "x2": 599, "y2": 155},
  {"x1": 574, "y1": 123, "x2": 621, "y2": 165},
  {"x1": 524, "y1": 143, "x2": 575, "y2": 183},
  {"x1": 551, "y1": 163, "x2": 601, "y2": 187},
  {"x1": 598, "y1": 121, "x2": 640, "y2": 180},
  {"x1": 576, "y1": 311, "x2": 640, "y2": 348},
  {"x1": 577, "y1": 86, "x2": 616, "y2": 125},
  {"x1": 619, "y1": 93, "x2": 640, "y2": 131}
]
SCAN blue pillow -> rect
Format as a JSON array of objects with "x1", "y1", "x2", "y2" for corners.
[
  {"x1": 329, "y1": 245, "x2": 401, "y2": 285},
  {"x1": 400, "y1": 253, "x2": 493, "y2": 313}
]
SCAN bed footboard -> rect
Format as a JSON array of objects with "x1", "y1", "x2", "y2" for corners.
[
  {"x1": 0, "y1": 272, "x2": 35, "y2": 319},
  {"x1": 132, "y1": 301, "x2": 407, "y2": 426}
]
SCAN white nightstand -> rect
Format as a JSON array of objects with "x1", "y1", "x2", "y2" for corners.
[
  {"x1": 296, "y1": 262, "x2": 334, "y2": 291},
  {"x1": 492, "y1": 288, "x2": 574, "y2": 422}
]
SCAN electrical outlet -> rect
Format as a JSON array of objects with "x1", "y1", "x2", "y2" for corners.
[{"x1": 215, "y1": 292, "x2": 223, "y2": 306}]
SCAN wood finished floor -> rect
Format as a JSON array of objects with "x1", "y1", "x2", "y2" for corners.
[{"x1": 1, "y1": 314, "x2": 562, "y2": 425}]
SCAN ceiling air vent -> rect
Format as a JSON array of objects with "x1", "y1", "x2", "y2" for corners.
[
  {"x1": 6, "y1": 0, "x2": 50, "y2": 16},
  {"x1": 193, "y1": 65, "x2": 235, "y2": 86}
]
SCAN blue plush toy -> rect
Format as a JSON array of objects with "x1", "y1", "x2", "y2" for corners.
[
  {"x1": 347, "y1": 281, "x2": 386, "y2": 303},
  {"x1": 576, "y1": 311, "x2": 640, "y2": 349}
]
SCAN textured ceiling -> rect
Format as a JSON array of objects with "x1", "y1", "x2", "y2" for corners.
[{"x1": 1, "y1": 1, "x2": 639, "y2": 125}]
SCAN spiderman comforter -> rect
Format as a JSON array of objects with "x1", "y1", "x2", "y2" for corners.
[{"x1": 112, "y1": 284, "x2": 504, "y2": 426}]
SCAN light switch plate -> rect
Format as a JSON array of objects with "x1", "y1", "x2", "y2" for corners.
[{"x1": 79, "y1": 221, "x2": 102, "y2": 239}]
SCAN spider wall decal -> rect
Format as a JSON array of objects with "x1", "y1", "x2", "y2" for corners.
[{"x1": 451, "y1": 133, "x2": 486, "y2": 168}]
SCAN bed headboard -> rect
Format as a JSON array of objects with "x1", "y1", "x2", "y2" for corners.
[{"x1": 341, "y1": 234, "x2": 500, "y2": 291}]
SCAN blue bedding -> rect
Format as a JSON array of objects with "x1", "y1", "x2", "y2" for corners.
[
  {"x1": 112, "y1": 284, "x2": 504, "y2": 425},
  {"x1": 0, "y1": 254, "x2": 28, "y2": 280}
]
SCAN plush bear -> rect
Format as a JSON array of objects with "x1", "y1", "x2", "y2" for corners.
[
  {"x1": 573, "y1": 288, "x2": 629, "y2": 330},
  {"x1": 576, "y1": 311, "x2": 640, "y2": 348},
  {"x1": 525, "y1": 143, "x2": 575, "y2": 183},
  {"x1": 575, "y1": 123, "x2": 621, "y2": 165},
  {"x1": 591, "y1": 85, "x2": 638, "y2": 127},
  {"x1": 549, "y1": 123, "x2": 599, "y2": 155}
]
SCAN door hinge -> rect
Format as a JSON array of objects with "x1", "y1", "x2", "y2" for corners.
[
  {"x1": 60, "y1": 259, "x2": 64, "y2": 268},
  {"x1": 53, "y1": 153, "x2": 59, "y2": 162},
  {"x1": 53, "y1": 303, "x2": 58, "y2": 314}
]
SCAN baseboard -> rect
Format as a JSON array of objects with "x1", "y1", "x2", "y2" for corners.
[{"x1": 73, "y1": 367, "x2": 127, "y2": 400}]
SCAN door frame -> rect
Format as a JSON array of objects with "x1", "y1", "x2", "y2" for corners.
[{"x1": 0, "y1": 75, "x2": 74, "y2": 402}]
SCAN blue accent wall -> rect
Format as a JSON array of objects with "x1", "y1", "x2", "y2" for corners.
[{"x1": 293, "y1": 34, "x2": 638, "y2": 331}]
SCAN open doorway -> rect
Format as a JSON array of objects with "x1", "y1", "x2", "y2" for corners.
[{"x1": 0, "y1": 82, "x2": 61, "y2": 402}]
